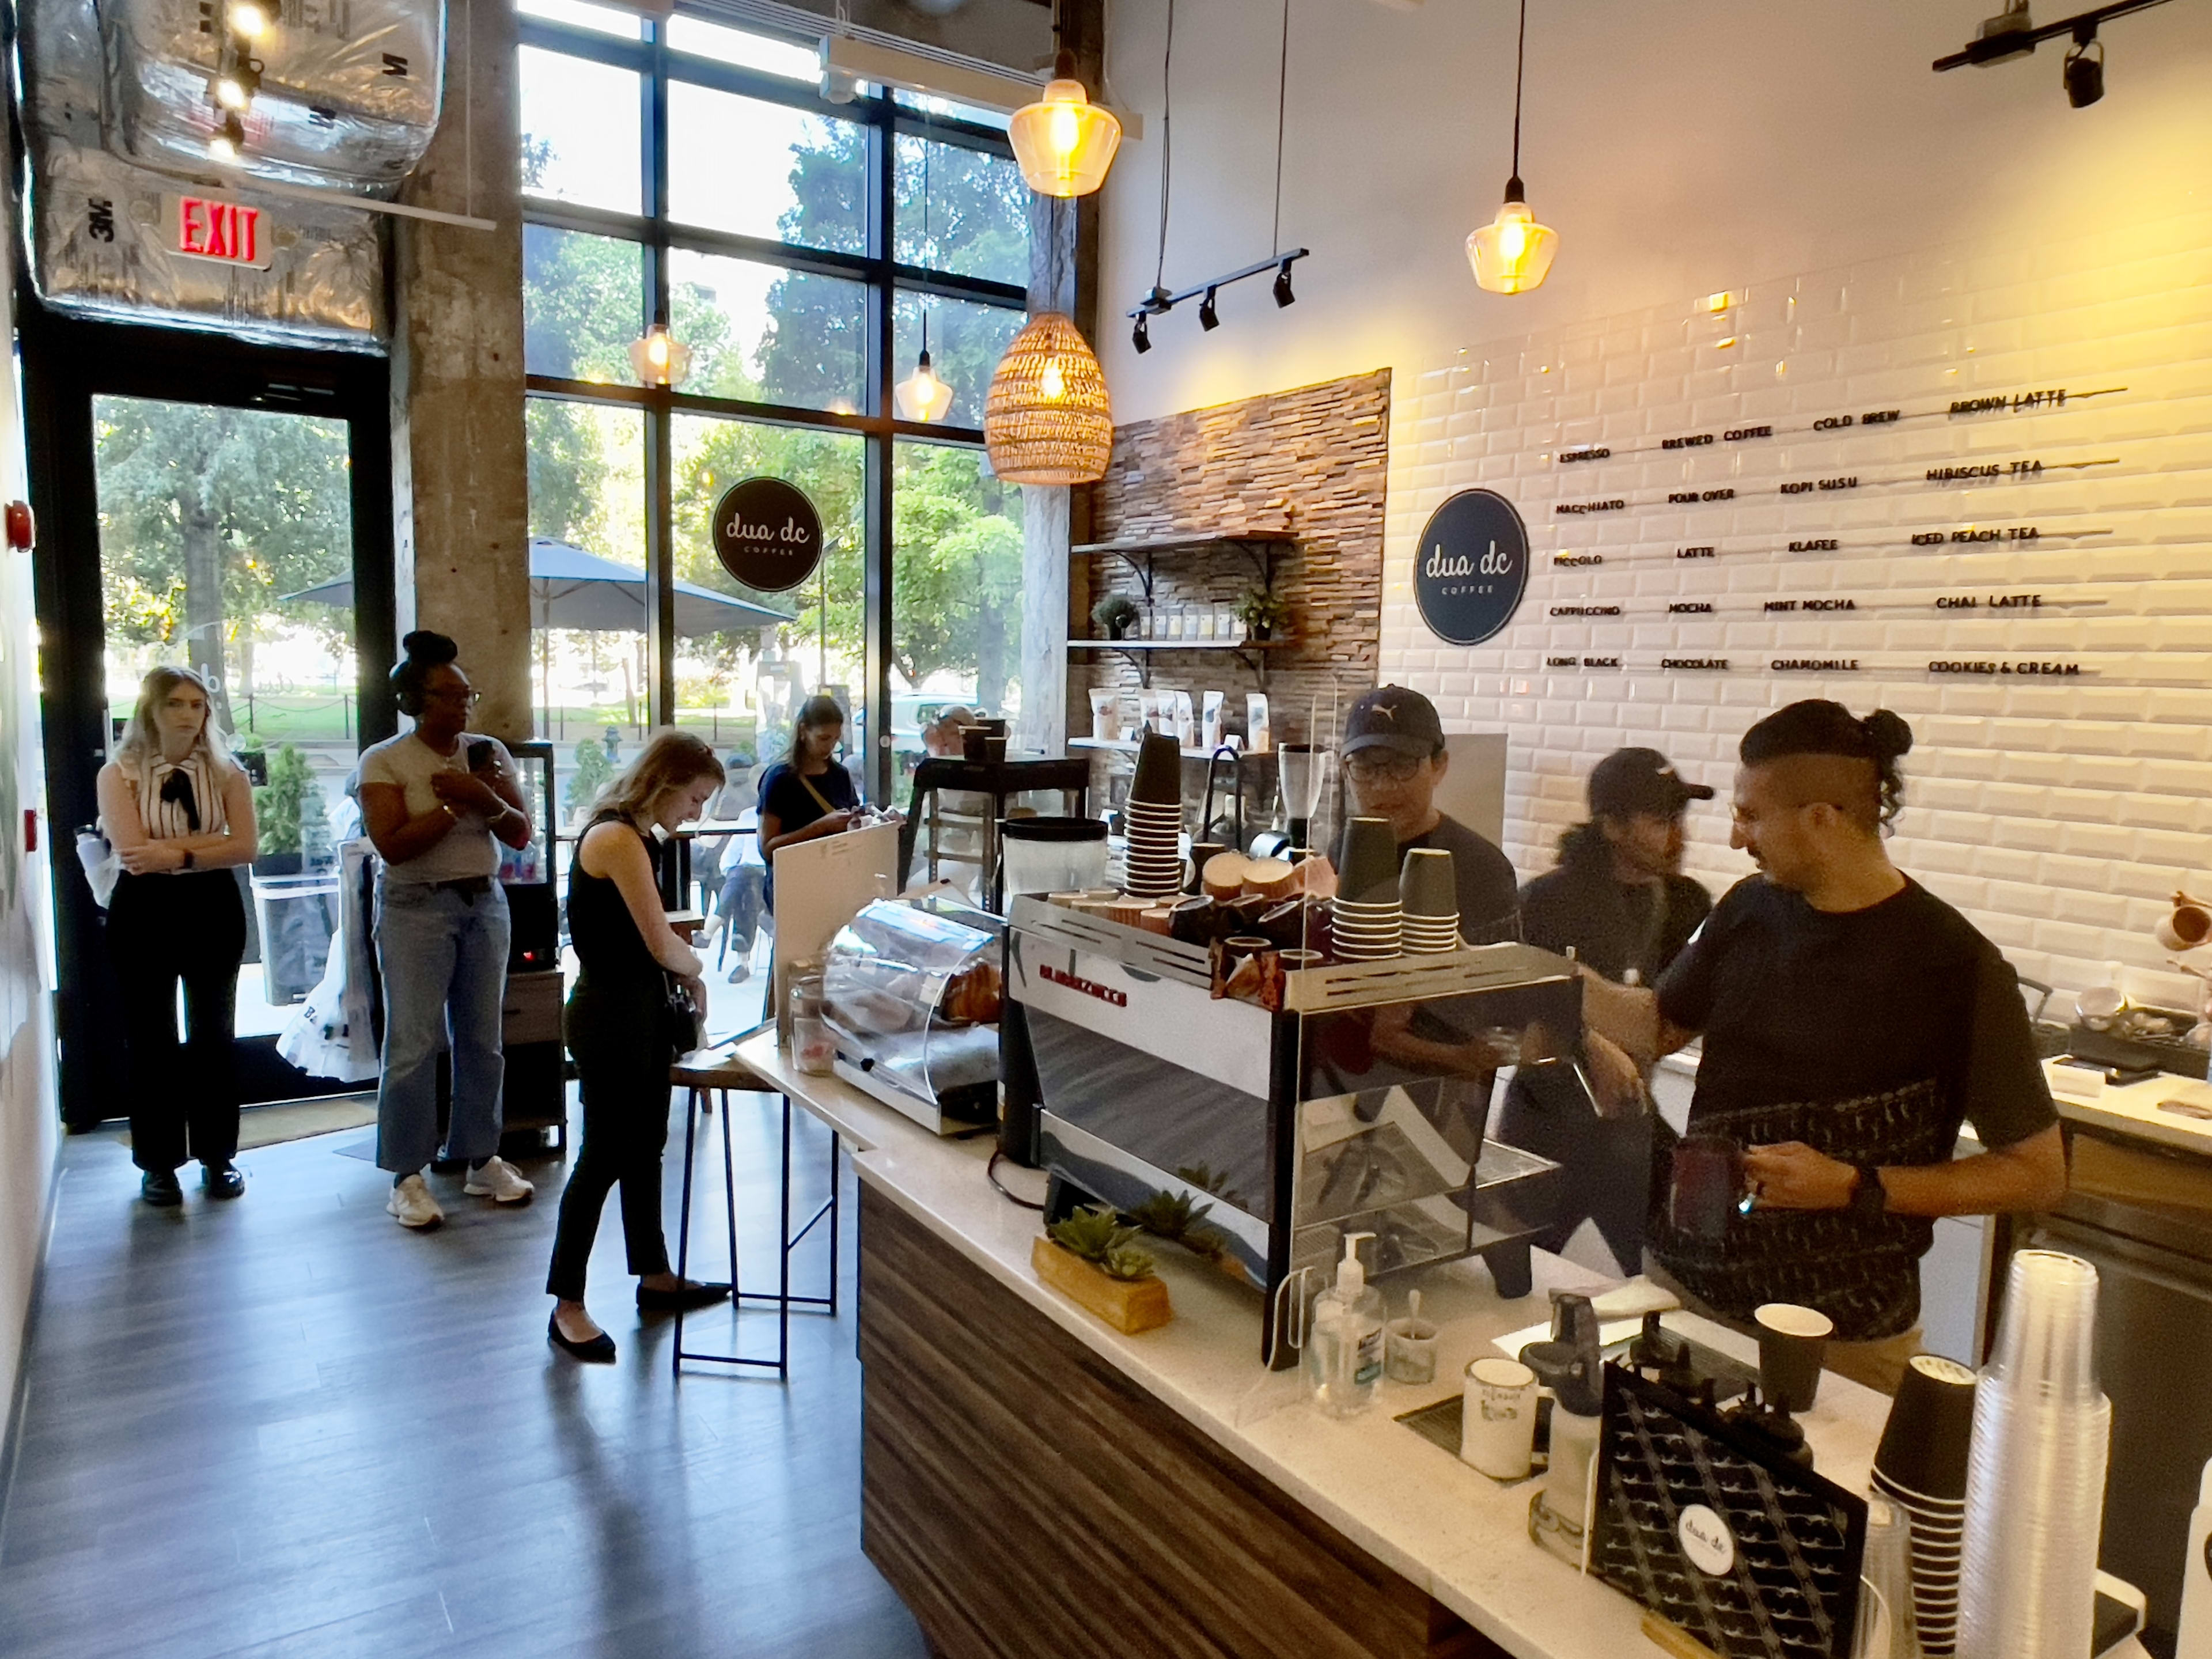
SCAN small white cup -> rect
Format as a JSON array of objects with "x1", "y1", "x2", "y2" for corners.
[{"x1": 1461, "y1": 1357, "x2": 1538, "y2": 1480}]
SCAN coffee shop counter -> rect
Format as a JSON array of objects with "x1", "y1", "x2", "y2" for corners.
[{"x1": 734, "y1": 1032, "x2": 1893, "y2": 1659}]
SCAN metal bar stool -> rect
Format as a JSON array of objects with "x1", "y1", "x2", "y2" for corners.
[{"x1": 668, "y1": 1029, "x2": 840, "y2": 1380}]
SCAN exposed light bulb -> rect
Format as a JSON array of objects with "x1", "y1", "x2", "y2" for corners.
[
  {"x1": 1039, "y1": 358, "x2": 1066, "y2": 400},
  {"x1": 628, "y1": 320, "x2": 692, "y2": 387},
  {"x1": 1048, "y1": 103, "x2": 1081, "y2": 158},
  {"x1": 1466, "y1": 185, "x2": 1558, "y2": 295},
  {"x1": 209, "y1": 113, "x2": 246, "y2": 161},
  {"x1": 228, "y1": 0, "x2": 271, "y2": 39},
  {"x1": 895, "y1": 349, "x2": 954, "y2": 422},
  {"x1": 215, "y1": 73, "x2": 249, "y2": 110}
]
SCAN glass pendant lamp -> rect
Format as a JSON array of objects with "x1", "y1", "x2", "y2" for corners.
[
  {"x1": 1009, "y1": 29, "x2": 1123, "y2": 198},
  {"x1": 1466, "y1": 0, "x2": 1559, "y2": 295}
]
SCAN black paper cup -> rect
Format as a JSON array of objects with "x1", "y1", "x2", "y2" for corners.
[
  {"x1": 1755, "y1": 1303, "x2": 1832, "y2": 1412},
  {"x1": 1337, "y1": 816, "x2": 1399, "y2": 902},
  {"x1": 1874, "y1": 1354, "x2": 1979, "y2": 1503},
  {"x1": 1130, "y1": 732, "x2": 1184, "y2": 804},
  {"x1": 1401, "y1": 847, "x2": 1458, "y2": 918}
]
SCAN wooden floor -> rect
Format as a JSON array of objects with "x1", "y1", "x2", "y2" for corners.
[{"x1": 0, "y1": 1098, "x2": 928, "y2": 1659}]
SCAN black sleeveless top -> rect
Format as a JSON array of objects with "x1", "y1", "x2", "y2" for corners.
[{"x1": 568, "y1": 810, "x2": 663, "y2": 998}]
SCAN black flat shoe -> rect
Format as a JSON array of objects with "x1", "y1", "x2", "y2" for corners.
[
  {"x1": 141, "y1": 1170, "x2": 183, "y2": 1208},
  {"x1": 637, "y1": 1281, "x2": 732, "y2": 1313},
  {"x1": 548, "y1": 1312, "x2": 616, "y2": 1363},
  {"x1": 201, "y1": 1162, "x2": 245, "y2": 1200}
]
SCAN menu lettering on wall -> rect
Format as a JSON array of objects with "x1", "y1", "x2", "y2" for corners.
[
  {"x1": 1662, "y1": 433, "x2": 1717, "y2": 450},
  {"x1": 1929, "y1": 660, "x2": 2083, "y2": 675},
  {"x1": 1772, "y1": 658, "x2": 1860, "y2": 671},
  {"x1": 1788, "y1": 539, "x2": 1840, "y2": 552},
  {"x1": 1781, "y1": 477, "x2": 1859, "y2": 495},
  {"x1": 1724, "y1": 426, "x2": 1774, "y2": 442},
  {"x1": 1948, "y1": 388, "x2": 2068, "y2": 416},
  {"x1": 1550, "y1": 604, "x2": 1623, "y2": 616},
  {"x1": 1554, "y1": 553, "x2": 1604, "y2": 567},
  {"x1": 1668, "y1": 489, "x2": 1737, "y2": 503},
  {"x1": 1555, "y1": 499, "x2": 1629, "y2": 515},
  {"x1": 1558, "y1": 446, "x2": 1612, "y2": 463},
  {"x1": 1676, "y1": 546, "x2": 1716, "y2": 559},
  {"x1": 1661, "y1": 658, "x2": 1730, "y2": 670},
  {"x1": 1669, "y1": 601, "x2": 1714, "y2": 613}
]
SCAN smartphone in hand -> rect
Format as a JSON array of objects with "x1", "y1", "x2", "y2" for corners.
[{"x1": 467, "y1": 739, "x2": 497, "y2": 773}]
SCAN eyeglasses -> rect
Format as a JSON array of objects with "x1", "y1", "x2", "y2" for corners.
[
  {"x1": 422, "y1": 686, "x2": 482, "y2": 707},
  {"x1": 1344, "y1": 751, "x2": 1423, "y2": 785}
]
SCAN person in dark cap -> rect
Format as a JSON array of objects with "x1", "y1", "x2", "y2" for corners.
[
  {"x1": 1581, "y1": 700, "x2": 2065, "y2": 1393},
  {"x1": 1339, "y1": 685, "x2": 1520, "y2": 944},
  {"x1": 1498, "y1": 748, "x2": 1717, "y2": 1274}
]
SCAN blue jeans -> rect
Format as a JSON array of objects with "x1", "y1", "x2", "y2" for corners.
[
  {"x1": 715, "y1": 862, "x2": 765, "y2": 954},
  {"x1": 375, "y1": 877, "x2": 510, "y2": 1173}
]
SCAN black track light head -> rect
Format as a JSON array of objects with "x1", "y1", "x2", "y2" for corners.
[
  {"x1": 1132, "y1": 313, "x2": 1152, "y2": 354},
  {"x1": 1198, "y1": 287, "x2": 1219, "y2": 331},
  {"x1": 1272, "y1": 260, "x2": 1295, "y2": 308},
  {"x1": 2064, "y1": 20, "x2": 2103, "y2": 106}
]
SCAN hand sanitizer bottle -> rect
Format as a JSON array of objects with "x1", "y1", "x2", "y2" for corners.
[{"x1": 1306, "y1": 1232, "x2": 1384, "y2": 1418}]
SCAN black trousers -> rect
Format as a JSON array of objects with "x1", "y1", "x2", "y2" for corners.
[
  {"x1": 107, "y1": 870, "x2": 248, "y2": 1173},
  {"x1": 1493, "y1": 1073, "x2": 1656, "y2": 1277},
  {"x1": 546, "y1": 987, "x2": 676, "y2": 1301}
]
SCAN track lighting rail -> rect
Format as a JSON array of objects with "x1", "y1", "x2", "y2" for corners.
[
  {"x1": 1932, "y1": 0, "x2": 2177, "y2": 68},
  {"x1": 1126, "y1": 248, "x2": 1309, "y2": 320}
]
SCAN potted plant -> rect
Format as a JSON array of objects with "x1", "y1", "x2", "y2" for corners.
[
  {"x1": 1032, "y1": 1203, "x2": 1173, "y2": 1334},
  {"x1": 1235, "y1": 585, "x2": 1290, "y2": 642},
  {"x1": 1090, "y1": 592, "x2": 1142, "y2": 642}
]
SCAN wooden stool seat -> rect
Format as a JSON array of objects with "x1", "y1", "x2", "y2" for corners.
[{"x1": 671, "y1": 1042, "x2": 778, "y2": 1094}]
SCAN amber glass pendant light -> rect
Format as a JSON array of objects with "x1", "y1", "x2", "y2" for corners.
[{"x1": 1465, "y1": 0, "x2": 1559, "y2": 295}]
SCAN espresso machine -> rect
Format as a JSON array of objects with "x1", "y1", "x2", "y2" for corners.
[{"x1": 1000, "y1": 896, "x2": 1582, "y2": 1364}]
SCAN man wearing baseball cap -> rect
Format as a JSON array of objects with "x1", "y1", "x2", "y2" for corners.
[
  {"x1": 1339, "y1": 685, "x2": 1520, "y2": 945},
  {"x1": 1499, "y1": 748, "x2": 1717, "y2": 1274}
]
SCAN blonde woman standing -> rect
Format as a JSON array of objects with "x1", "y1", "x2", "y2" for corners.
[
  {"x1": 96, "y1": 666, "x2": 259, "y2": 1207},
  {"x1": 547, "y1": 730, "x2": 730, "y2": 1362}
]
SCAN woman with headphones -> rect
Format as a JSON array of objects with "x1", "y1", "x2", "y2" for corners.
[
  {"x1": 358, "y1": 631, "x2": 538, "y2": 1229},
  {"x1": 96, "y1": 665, "x2": 259, "y2": 1206}
]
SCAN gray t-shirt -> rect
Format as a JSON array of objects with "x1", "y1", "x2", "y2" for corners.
[{"x1": 357, "y1": 730, "x2": 513, "y2": 884}]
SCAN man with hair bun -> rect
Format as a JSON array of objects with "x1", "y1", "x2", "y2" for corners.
[{"x1": 1582, "y1": 699, "x2": 2066, "y2": 1392}]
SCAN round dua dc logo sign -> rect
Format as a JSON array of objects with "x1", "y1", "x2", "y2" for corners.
[
  {"x1": 711, "y1": 476, "x2": 824, "y2": 593},
  {"x1": 1412, "y1": 488, "x2": 1530, "y2": 647}
]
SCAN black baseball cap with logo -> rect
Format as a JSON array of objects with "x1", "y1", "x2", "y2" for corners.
[
  {"x1": 1342, "y1": 685, "x2": 1448, "y2": 759},
  {"x1": 1588, "y1": 747, "x2": 1714, "y2": 818}
]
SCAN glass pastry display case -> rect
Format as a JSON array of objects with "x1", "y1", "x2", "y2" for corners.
[{"x1": 822, "y1": 896, "x2": 1005, "y2": 1134}]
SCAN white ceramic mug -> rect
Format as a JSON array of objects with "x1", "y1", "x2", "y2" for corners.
[
  {"x1": 2159, "y1": 900, "x2": 2212, "y2": 952},
  {"x1": 1462, "y1": 1357, "x2": 1538, "y2": 1479}
]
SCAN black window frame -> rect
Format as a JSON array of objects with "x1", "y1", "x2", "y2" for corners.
[{"x1": 518, "y1": 4, "x2": 1031, "y2": 802}]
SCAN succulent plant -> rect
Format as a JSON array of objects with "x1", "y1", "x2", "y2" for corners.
[
  {"x1": 1130, "y1": 1188, "x2": 1214, "y2": 1241},
  {"x1": 1100, "y1": 1245, "x2": 1157, "y2": 1282},
  {"x1": 1048, "y1": 1203, "x2": 1140, "y2": 1265}
]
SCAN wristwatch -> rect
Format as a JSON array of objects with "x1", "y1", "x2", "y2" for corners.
[{"x1": 1847, "y1": 1163, "x2": 1888, "y2": 1222}]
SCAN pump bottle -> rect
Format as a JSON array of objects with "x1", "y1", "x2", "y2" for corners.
[{"x1": 1306, "y1": 1231, "x2": 1385, "y2": 1418}]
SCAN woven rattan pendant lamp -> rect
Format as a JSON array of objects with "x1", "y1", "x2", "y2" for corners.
[{"x1": 983, "y1": 312, "x2": 1112, "y2": 485}]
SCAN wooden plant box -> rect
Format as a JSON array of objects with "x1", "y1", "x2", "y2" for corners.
[{"x1": 1030, "y1": 1236, "x2": 1173, "y2": 1335}]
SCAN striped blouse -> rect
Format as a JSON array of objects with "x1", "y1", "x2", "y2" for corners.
[{"x1": 130, "y1": 750, "x2": 233, "y2": 842}]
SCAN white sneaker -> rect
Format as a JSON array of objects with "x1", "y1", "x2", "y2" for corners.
[
  {"x1": 387, "y1": 1173, "x2": 444, "y2": 1229},
  {"x1": 463, "y1": 1156, "x2": 535, "y2": 1205}
]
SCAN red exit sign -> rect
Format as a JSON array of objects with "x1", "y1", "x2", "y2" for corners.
[{"x1": 161, "y1": 192, "x2": 274, "y2": 270}]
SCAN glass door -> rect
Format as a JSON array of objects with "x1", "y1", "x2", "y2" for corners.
[
  {"x1": 22, "y1": 304, "x2": 396, "y2": 1127},
  {"x1": 93, "y1": 396, "x2": 360, "y2": 1041}
]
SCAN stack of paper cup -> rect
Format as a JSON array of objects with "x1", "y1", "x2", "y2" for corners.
[
  {"x1": 1957, "y1": 1250, "x2": 2111, "y2": 1659},
  {"x1": 1873, "y1": 1353, "x2": 1978, "y2": 1655},
  {"x1": 1400, "y1": 847, "x2": 1461, "y2": 954},
  {"x1": 1120, "y1": 732, "x2": 1187, "y2": 902},
  {"x1": 1332, "y1": 816, "x2": 1403, "y2": 960}
]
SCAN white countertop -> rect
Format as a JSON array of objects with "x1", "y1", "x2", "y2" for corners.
[
  {"x1": 734, "y1": 1034, "x2": 1895, "y2": 1659},
  {"x1": 2045, "y1": 1058, "x2": 2212, "y2": 1157}
]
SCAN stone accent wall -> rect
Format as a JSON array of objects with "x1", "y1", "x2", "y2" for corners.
[{"x1": 1072, "y1": 369, "x2": 1391, "y2": 746}]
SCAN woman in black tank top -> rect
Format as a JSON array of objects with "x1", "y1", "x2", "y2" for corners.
[{"x1": 546, "y1": 732, "x2": 730, "y2": 1362}]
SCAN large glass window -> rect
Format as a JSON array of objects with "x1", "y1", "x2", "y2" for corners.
[{"x1": 519, "y1": 6, "x2": 1032, "y2": 817}]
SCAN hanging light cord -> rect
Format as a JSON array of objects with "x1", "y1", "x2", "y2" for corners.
[
  {"x1": 1154, "y1": 0, "x2": 1176, "y2": 290},
  {"x1": 921, "y1": 141, "x2": 931, "y2": 356},
  {"x1": 1510, "y1": 0, "x2": 1528, "y2": 187},
  {"x1": 1271, "y1": 0, "x2": 1289, "y2": 253}
]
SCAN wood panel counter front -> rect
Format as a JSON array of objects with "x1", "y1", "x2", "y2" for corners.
[{"x1": 733, "y1": 1035, "x2": 1891, "y2": 1659}]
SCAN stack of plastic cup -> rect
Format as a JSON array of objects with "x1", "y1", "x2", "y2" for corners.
[
  {"x1": 1331, "y1": 817, "x2": 1403, "y2": 960},
  {"x1": 1956, "y1": 1249, "x2": 2111, "y2": 1659}
]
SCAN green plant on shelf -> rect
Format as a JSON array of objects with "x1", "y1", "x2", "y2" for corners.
[
  {"x1": 1090, "y1": 592, "x2": 1141, "y2": 641},
  {"x1": 1047, "y1": 1204, "x2": 1156, "y2": 1281},
  {"x1": 1234, "y1": 585, "x2": 1290, "y2": 642}
]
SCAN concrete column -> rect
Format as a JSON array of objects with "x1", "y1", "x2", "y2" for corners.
[{"x1": 389, "y1": 0, "x2": 532, "y2": 743}]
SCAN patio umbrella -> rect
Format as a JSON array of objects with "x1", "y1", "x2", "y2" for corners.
[{"x1": 282, "y1": 537, "x2": 796, "y2": 637}]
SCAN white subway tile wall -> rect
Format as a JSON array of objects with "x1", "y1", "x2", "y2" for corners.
[{"x1": 1380, "y1": 207, "x2": 2212, "y2": 1017}]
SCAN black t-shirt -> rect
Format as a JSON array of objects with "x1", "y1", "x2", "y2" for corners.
[
  {"x1": 1520, "y1": 857, "x2": 1711, "y2": 986},
  {"x1": 1400, "y1": 815, "x2": 1521, "y2": 945},
  {"x1": 1652, "y1": 874, "x2": 2057, "y2": 1339},
  {"x1": 757, "y1": 760, "x2": 859, "y2": 910}
]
